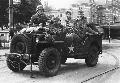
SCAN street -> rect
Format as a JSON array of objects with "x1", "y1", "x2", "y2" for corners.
[
  {"x1": 1, "y1": 0, "x2": 120, "y2": 83},
  {"x1": 0, "y1": 39, "x2": 119, "y2": 83}
]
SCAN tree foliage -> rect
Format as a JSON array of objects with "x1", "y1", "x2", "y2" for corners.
[
  {"x1": 13, "y1": 0, "x2": 41, "y2": 24},
  {"x1": 71, "y1": 3, "x2": 89, "y2": 8},
  {"x1": 0, "y1": 0, "x2": 41, "y2": 27},
  {"x1": 44, "y1": 1, "x2": 53, "y2": 12},
  {"x1": 71, "y1": 3, "x2": 80, "y2": 8},
  {"x1": 0, "y1": 0, "x2": 9, "y2": 27},
  {"x1": 81, "y1": 3, "x2": 89, "y2": 7}
]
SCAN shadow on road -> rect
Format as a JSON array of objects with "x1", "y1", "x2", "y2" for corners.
[
  {"x1": 102, "y1": 45, "x2": 111, "y2": 50},
  {"x1": 59, "y1": 63, "x2": 87, "y2": 75},
  {"x1": 14, "y1": 62, "x2": 87, "y2": 78},
  {"x1": 87, "y1": 52, "x2": 120, "y2": 83}
]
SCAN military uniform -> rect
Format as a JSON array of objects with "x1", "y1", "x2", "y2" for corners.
[
  {"x1": 48, "y1": 17, "x2": 65, "y2": 34},
  {"x1": 65, "y1": 10, "x2": 75, "y2": 27},
  {"x1": 29, "y1": 5, "x2": 49, "y2": 27},
  {"x1": 29, "y1": 13, "x2": 48, "y2": 27},
  {"x1": 73, "y1": 16, "x2": 98, "y2": 41},
  {"x1": 65, "y1": 17, "x2": 75, "y2": 27}
]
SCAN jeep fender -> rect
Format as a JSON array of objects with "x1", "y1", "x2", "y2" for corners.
[{"x1": 36, "y1": 40, "x2": 64, "y2": 52}]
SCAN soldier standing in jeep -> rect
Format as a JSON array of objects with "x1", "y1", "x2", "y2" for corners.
[{"x1": 29, "y1": 5, "x2": 49, "y2": 27}]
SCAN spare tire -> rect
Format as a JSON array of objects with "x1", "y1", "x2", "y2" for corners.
[
  {"x1": 38, "y1": 48, "x2": 61, "y2": 77},
  {"x1": 10, "y1": 34, "x2": 32, "y2": 54},
  {"x1": 6, "y1": 54, "x2": 26, "y2": 72}
]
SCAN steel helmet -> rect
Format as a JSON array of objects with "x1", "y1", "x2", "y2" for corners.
[{"x1": 36, "y1": 5, "x2": 44, "y2": 11}]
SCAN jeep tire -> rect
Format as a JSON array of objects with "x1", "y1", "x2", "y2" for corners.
[
  {"x1": 38, "y1": 48, "x2": 61, "y2": 77},
  {"x1": 85, "y1": 45, "x2": 99, "y2": 67},
  {"x1": 6, "y1": 54, "x2": 26, "y2": 72},
  {"x1": 10, "y1": 34, "x2": 31, "y2": 54}
]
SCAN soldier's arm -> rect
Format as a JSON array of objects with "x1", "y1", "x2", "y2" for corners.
[
  {"x1": 42, "y1": 14, "x2": 49, "y2": 21},
  {"x1": 85, "y1": 27, "x2": 98, "y2": 34},
  {"x1": 29, "y1": 14, "x2": 37, "y2": 25}
]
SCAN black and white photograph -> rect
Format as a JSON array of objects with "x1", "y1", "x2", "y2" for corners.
[{"x1": 0, "y1": 0, "x2": 120, "y2": 83}]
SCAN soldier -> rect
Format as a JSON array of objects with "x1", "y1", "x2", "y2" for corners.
[
  {"x1": 65, "y1": 10, "x2": 74, "y2": 27},
  {"x1": 76, "y1": 10, "x2": 98, "y2": 36},
  {"x1": 76, "y1": 10, "x2": 87, "y2": 28},
  {"x1": 49, "y1": 17, "x2": 65, "y2": 33},
  {"x1": 52, "y1": 17, "x2": 63, "y2": 28},
  {"x1": 29, "y1": 5, "x2": 49, "y2": 27}
]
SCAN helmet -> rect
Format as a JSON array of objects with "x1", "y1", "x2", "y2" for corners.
[
  {"x1": 36, "y1": 5, "x2": 44, "y2": 11},
  {"x1": 66, "y1": 10, "x2": 72, "y2": 15}
]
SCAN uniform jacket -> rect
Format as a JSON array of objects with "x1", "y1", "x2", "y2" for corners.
[{"x1": 30, "y1": 13, "x2": 49, "y2": 27}]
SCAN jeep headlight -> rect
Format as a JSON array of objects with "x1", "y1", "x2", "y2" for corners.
[
  {"x1": 36, "y1": 34, "x2": 45, "y2": 42},
  {"x1": 36, "y1": 37, "x2": 39, "y2": 42}
]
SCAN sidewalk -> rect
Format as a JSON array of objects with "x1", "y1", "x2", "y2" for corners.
[
  {"x1": 102, "y1": 39, "x2": 120, "y2": 45},
  {"x1": 102, "y1": 23, "x2": 120, "y2": 29},
  {"x1": 0, "y1": 49, "x2": 9, "y2": 56}
]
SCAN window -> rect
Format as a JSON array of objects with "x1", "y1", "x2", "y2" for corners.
[
  {"x1": 60, "y1": 14, "x2": 62, "y2": 17},
  {"x1": 1, "y1": 34, "x2": 4, "y2": 36}
]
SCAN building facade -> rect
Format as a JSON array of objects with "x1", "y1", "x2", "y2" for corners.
[
  {"x1": 105, "y1": 0, "x2": 120, "y2": 24},
  {"x1": 0, "y1": 30, "x2": 9, "y2": 41}
]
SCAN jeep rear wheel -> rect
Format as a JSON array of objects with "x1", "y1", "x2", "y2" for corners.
[
  {"x1": 38, "y1": 48, "x2": 61, "y2": 77},
  {"x1": 85, "y1": 45, "x2": 99, "y2": 67}
]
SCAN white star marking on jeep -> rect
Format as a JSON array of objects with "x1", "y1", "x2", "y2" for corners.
[{"x1": 68, "y1": 45, "x2": 74, "y2": 53}]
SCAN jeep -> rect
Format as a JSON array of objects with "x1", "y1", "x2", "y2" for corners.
[{"x1": 6, "y1": 24, "x2": 102, "y2": 77}]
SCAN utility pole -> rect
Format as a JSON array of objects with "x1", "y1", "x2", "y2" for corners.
[
  {"x1": 90, "y1": 0, "x2": 93, "y2": 22},
  {"x1": 9, "y1": 0, "x2": 13, "y2": 29},
  {"x1": 89, "y1": 0, "x2": 96, "y2": 23},
  {"x1": 108, "y1": 22, "x2": 111, "y2": 43}
]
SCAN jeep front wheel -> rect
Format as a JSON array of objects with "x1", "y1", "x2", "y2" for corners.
[
  {"x1": 38, "y1": 48, "x2": 61, "y2": 77},
  {"x1": 85, "y1": 45, "x2": 99, "y2": 67}
]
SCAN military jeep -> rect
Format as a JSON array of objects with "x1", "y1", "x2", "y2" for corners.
[{"x1": 6, "y1": 25, "x2": 102, "y2": 77}]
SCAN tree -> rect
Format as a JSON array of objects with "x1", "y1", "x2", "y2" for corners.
[
  {"x1": 71, "y1": 3, "x2": 80, "y2": 8},
  {"x1": 81, "y1": 3, "x2": 89, "y2": 7},
  {"x1": 44, "y1": 1, "x2": 53, "y2": 12},
  {"x1": 0, "y1": 0, "x2": 9, "y2": 27},
  {"x1": 13, "y1": 0, "x2": 41, "y2": 24},
  {"x1": 0, "y1": 0, "x2": 41, "y2": 27}
]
